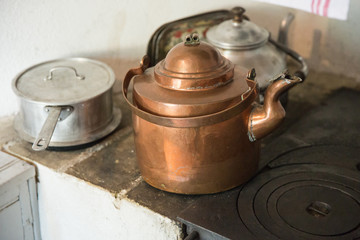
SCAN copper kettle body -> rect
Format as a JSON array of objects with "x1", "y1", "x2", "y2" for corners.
[{"x1": 123, "y1": 36, "x2": 301, "y2": 194}]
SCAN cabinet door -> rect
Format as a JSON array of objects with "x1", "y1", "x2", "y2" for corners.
[
  {"x1": 0, "y1": 198, "x2": 25, "y2": 240},
  {"x1": 0, "y1": 151, "x2": 40, "y2": 240}
]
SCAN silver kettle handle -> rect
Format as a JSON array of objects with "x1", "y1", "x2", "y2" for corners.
[
  {"x1": 278, "y1": 13, "x2": 295, "y2": 46},
  {"x1": 269, "y1": 38, "x2": 308, "y2": 81}
]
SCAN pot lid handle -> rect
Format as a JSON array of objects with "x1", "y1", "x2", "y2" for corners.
[{"x1": 44, "y1": 66, "x2": 85, "y2": 81}]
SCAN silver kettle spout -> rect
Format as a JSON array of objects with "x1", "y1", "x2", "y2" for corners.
[{"x1": 278, "y1": 13, "x2": 295, "y2": 46}]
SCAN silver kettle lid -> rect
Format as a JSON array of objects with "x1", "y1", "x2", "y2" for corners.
[{"x1": 206, "y1": 7, "x2": 270, "y2": 50}]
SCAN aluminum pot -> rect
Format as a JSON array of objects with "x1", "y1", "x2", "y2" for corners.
[
  {"x1": 13, "y1": 58, "x2": 121, "y2": 151},
  {"x1": 206, "y1": 7, "x2": 308, "y2": 103},
  {"x1": 123, "y1": 35, "x2": 302, "y2": 194}
]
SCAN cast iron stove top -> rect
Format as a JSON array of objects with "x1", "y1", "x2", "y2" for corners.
[{"x1": 177, "y1": 88, "x2": 360, "y2": 240}]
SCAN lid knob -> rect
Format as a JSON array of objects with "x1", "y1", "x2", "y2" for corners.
[
  {"x1": 231, "y1": 7, "x2": 246, "y2": 23},
  {"x1": 185, "y1": 33, "x2": 200, "y2": 46}
]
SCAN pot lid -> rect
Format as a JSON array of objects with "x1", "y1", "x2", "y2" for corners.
[
  {"x1": 154, "y1": 33, "x2": 234, "y2": 91},
  {"x1": 12, "y1": 58, "x2": 115, "y2": 104},
  {"x1": 206, "y1": 7, "x2": 270, "y2": 50}
]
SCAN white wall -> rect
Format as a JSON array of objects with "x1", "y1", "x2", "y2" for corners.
[
  {"x1": 35, "y1": 164, "x2": 181, "y2": 240},
  {"x1": 1, "y1": 0, "x2": 360, "y2": 117}
]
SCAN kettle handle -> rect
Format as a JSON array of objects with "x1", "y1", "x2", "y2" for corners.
[
  {"x1": 277, "y1": 13, "x2": 294, "y2": 46},
  {"x1": 269, "y1": 38, "x2": 308, "y2": 81},
  {"x1": 123, "y1": 56, "x2": 151, "y2": 98},
  {"x1": 122, "y1": 56, "x2": 257, "y2": 128}
]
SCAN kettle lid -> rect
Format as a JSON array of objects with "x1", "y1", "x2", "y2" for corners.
[
  {"x1": 132, "y1": 36, "x2": 252, "y2": 118},
  {"x1": 154, "y1": 33, "x2": 234, "y2": 91},
  {"x1": 206, "y1": 7, "x2": 270, "y2": 50}
]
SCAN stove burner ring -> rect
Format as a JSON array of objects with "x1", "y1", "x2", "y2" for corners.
[
  {"x1": 268, "y1": 145, "x2": 360, "y2": 171},
  {"x1": 238, "y1": 164, "x2": 360, "y2": 239}
]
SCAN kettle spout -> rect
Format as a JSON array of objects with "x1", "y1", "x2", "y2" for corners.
[{"x1": 247, "y1": 74, "x2": 302, "y2": 141}]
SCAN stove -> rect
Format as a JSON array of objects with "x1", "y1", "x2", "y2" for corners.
[{"x1": 177, "y1": 88, "x2": 360, "y2": 240}]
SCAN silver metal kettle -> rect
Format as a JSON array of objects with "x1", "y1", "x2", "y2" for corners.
[{"x1": 206, "y1": 7, "x2": 308, "y2": 103}]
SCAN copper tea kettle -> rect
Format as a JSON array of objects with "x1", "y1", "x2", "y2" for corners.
[{"x1": 123, "y1": 34, "x2": 301, "y2": 194}]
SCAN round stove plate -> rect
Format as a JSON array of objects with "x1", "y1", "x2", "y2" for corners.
[{"x1": 237, "y1": 164, "x2": 360, "y2": 239}]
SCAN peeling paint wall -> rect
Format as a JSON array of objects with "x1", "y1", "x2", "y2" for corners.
[{"x1": 1, "y1": 0, "x2": 360, "y2": 116}]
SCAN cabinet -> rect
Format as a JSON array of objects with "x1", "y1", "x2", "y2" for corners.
[{"x1": 0, "y1": 151, "x2": 41, "y2": 240}]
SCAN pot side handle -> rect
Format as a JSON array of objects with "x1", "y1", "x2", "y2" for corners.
[
  {"x1": 32, "y1": 106, "x2": 73, "y2": 151},
  {"x1": 32, "y1": 107, "x2": 62, "y2": 151}
]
